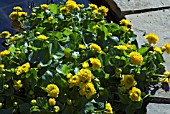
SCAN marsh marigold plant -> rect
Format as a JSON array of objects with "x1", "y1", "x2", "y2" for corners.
[{"x1": 0, "y1": 0, "x2": 169, "y2": 114}]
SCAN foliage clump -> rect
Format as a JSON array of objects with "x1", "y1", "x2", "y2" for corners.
[{"x1": 0, "y1": 0, "x2": 170, "y2": 114}]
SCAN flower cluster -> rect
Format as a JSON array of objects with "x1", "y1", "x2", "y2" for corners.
[
  {"x1": 9, "y1": 6, "x2": 27, "y2": 20},
  {"x1": 67, "y1": 68, "x2": 96, "y2": 99}
]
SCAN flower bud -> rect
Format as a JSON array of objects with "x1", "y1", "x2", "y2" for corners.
[
  {"x1": 37, "y1": 64, "x2": 42, "y2": 69},
  {"x1": 3, "y1": 84, "x2": 9, "y2": 89},
  {"x1": 0, "y1": 103, "x2": 3, "y2": 108},
  {"x1": 67, "y1": 99, "x2": 72, "y2": 105},
  {"x1": 115, "y1": 68, "x2": 122, "y2": 75},
  {"x1": 35, "y1": 32, "x2": 40, "y2": 35},
  {"x1": 54, "y1": 106, "x2": 60, "y2": 112},
  {"x1": 30, "y1": 99, "x2": 37, "y2": 105},
  {"x1": 11, "y1": 96, "x2": 14, "y2": 100},
  {"x1": 94, "y1": 78, "x2": 100, "y2": 83},
  {"x1": 29, "y1": 90, "x2": 34, "y2": 95},
  {"x1": 161, "y1": 46, "x2": 166, "y2": 51},
  {"x1": 49, "y1": 98, "x2": 56, "y2": 106},
  {"x1": 13, "y1": 102, "x2": 18, "y2": 107}
]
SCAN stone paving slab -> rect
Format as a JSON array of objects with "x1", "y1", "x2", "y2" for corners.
[
  {"x1": 147, "y1": 103, "x2": 170, "y2": 114},
  {"x1": 114, "y1": 0, "x2": 170, "y2": 11}
]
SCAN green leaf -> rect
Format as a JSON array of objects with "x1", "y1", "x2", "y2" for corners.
[
  {"x1": 30, "y1": 106, "x2": 41, "y2": 113},
  {"x1": 0, "y1": 107, "x2": 14, "y2": 114},
  {"x1": 155, "y1": 52, "x2": 165, "y2": 63},
  {"x1": 63, "y1": 28, "x2": 72, "y2": 36},
  {"x1": 125, "y1": 101, "x2": 143, "y2": 114},
  {"x1": 100, "y1": 25, "x2": 109, "y2": 40},
  {"x1": 19, "y1": 103, "x2": 31, "y2": 114},
  {"x1": 105, "y1": 73, "x2": 110, "y2": 79},
  {"x1": 36, "y1": 97, "x2": 48, "y2": 110},
  {"x1": 138, "y1": 47, "x2": 149, "y2": 55},
  {"x1": 129, "y1": 34, "x2": 137, "y2": 42},
  {"x1": 62, "y1": 64, "x2": 70, "y2": 75},
  {"x1": 0, "y1": 77, "x2": 4, "y2": 93},
  {"x1": 84, "y1": 102, "x2": 94, "y2": 113},
  {"x1": 54, "y1": 74, "x2": 68, "y2": 88},
  {"x1": 118, "y1": 93, "x2": 130, "y2": 104},
  {"x1": 35, "y1": 27, "x2": 45, "y2": 34},
  {"x1": 37, "y1": 11, "x2": 44, "y2": 18},
  {"x1": 48, "y1": 4, "x2": 58, "y2": 14},
  {"x1": 54, "y1": 32, "x2": 63, "y2": 39},
  {"x1": 42, "y1": 70, "x2": 54, "y2": 85},
  {"x1": 8, "y1": 45, "x2": 15, "y2": 52},
  {"x1": 28, "y1": 48, "x2": 51, "y2": 64}
]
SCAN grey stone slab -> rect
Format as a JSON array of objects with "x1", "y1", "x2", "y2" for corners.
[
  {"x1": 125, "y1": 9, "x2": 170, "y2": 71},
  {"x1": 114, "y1": 0, "x2": 170, "y2": 11},
  {"x1": 147, "y1": 103, "x2": 170, "y2": 114}
]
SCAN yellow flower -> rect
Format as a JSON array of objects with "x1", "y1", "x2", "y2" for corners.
[
  {"x1": 105, "y1": 102, "x2": 114, "y2": 114},
  {"x1": 48, "y1": 16, "x2": 53, "y2": 21},
  {"x1": 67, "y1": 73, "x2": 73, "y2": 78},
  {"x1": 161, "y1": 78, "x2": 169, "y2": 83},
  {"x1": 16, "y1": 62, "x2": 30, "y2": 75},
  {"x1": 98, "y1": 6, "x2": 109, "y2": 16},
  {"x1": 49, "y1": 98, "x2": 56, "y2": 106},
  {"x1": 119, "y1": 19, "x2": 132, "y2": 27},
  {"x1": 37, "y1": 35, "x2": 48, "y2": 40},
  {"x1": 68, "y1": 75, "x2": 80, "y2": 88},
  {"x1": 79, "y1": 44, "x2": 86, "y2": 49},
  {"x1": 41, "y1": 4, "x2": 48, "y2": 10},
  {"x1": 79, "y1": 82, "x2": 96, "y2": 99},
  {"x1": 13, "y1": 80, "x2": 23, "y2": 90},
  {"x1": 126, "y1": 44, "x2": 133, "y2": 50},
  {"x1": 66, "y1": 0, "x2": 78, "y2": 9},
  {"x1": 18, "y1": 12, "x2": 27, "y2": 17},
  {"x1": 129, "y1": 87, "x2": 142, "y2": 101},
  {"x1": 89, "y1": 43, "x2": 102, "y2": 53},
  {"x1": 78, "y1": 4, "x2": 84, "y2": 8},
  {"x1": 114, "y1": 45, "x2": 128, "y2": 51},
  {"x1": 60, "y1": 7, "x2": 69, "y2": 15},
  {"x1": 46, "y1": 84, "x2": 59, "y2": 98},
  {"x1": 129, "y1": 52, "x2": 143, "y2": 65},
  {"x1": 121, "y1": 74, "x2": 137, "y2": 89},
  {"x1": 88, "y1": 4, "x2": 98, "y2": 10},
  {"x1": 78, "y1": 69, "x2": 93, "y2": 82},
  {"x1": 164, "y1": 43, "x2": 170, "y2": 54},
  {"x1": 123, "y1": 26, "x2": 131, "y2": 31},
  {"x1": 144, "y1": 33, "x2": 159, "y2": 44},
  {"x1": 0, "y1": 50, "x2": 10, "y2": 57},
  {"x1": 92, "y1": 25, "x2": 99, "y2": 29},
  {"x1": 54, "y1": 106, "x2": 60, "y2": 112},
  {"x1": 9, "y1": 12, "x2": 18, "y2": 20},
  {"x1": 0, "y1": 31, "x2": 11, "y2": 38},
  {"x1": 0, "y1": 64, "x2": 4, "y2": 71},
  {"x1": 13, "y1": 6, "x2": 22, "y2": 11},
  {"x1": 82, "y1": 61, "x2": 89, "y2": 68},
  {"x1": 164, "y1": 71, "x2": 170, "y2": 77},
  {"x1": 31, "y1": 13, "x2": 36, "y2": 16},
  {"x1": 9, "y1": 11, "x2": 27, "y2": 20},
  {"x1": 93, "y1": 9, "x2": 99, "y2": 14},
  {"x1": 90, "y1": 58, "x2": 102, "y2": 68},
  {"x1": 21, "y1": 62, "x2": 30, "y2": 73},
  {"x1": 153, "y1": 46, "x2": 162, "y2": 54}
]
